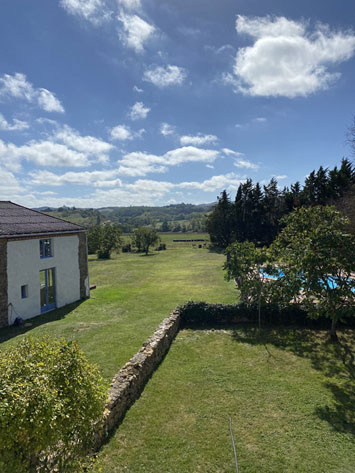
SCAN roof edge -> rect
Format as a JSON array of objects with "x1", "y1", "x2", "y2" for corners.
[
  {"x1": 3, "y1": 201, "x2": 87, "y2": 230},
  {"x1": 0, "y1": 230, "x2": 87, "y2": 239}
]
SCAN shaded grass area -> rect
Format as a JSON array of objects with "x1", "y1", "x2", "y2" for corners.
[
  {"x1": 92, "y1": 327, "x2": 355, "y2": 473},
  {"x1": 0, "y1": 234, "x2": 236, "y2": 382}
]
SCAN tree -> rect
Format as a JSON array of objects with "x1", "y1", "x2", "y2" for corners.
[
  {"x1": 271, "y1": 206, "x2": 355, "y2": 341},
  {"x1": 96, "y1": 224, "x2": 122, "y2": 259},
  {"x1": 132, "y1": 227, "x2": 160, "y2": 255},
  {"x1": 161, "y1": 221, "x2": 170, "y2": 232},
  {"x1": 87, "y1": 225, "x2": 102, "y2": 254},
  {"x1": 207, "y1": 190, "x2": 234, "y2": 248},
  {"x1": 225, "y1": 241, "x2": 273, "y2": 330},
  {"x1": 347, "y1": 115, "x2": 355, "y2": 156}
]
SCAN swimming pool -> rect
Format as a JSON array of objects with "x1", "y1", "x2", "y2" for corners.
[{"x1": 260, "y1": 269, "x2": 355, "y2": 292}]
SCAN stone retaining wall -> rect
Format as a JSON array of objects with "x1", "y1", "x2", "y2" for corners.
[
  {"x1": 99, "y1": 308, "x2": 181, "y2": 442},
  {"x1": 0, "y1": 240, "x2": 8, "y2": 328}
]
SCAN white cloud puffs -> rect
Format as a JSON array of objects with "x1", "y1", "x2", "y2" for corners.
[{"x1": 232, "y1": 15, "x2": 355, "y2": 97}]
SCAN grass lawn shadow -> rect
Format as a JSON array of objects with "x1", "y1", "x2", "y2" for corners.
[
  {"x1": 0, "y1": 300, "x2": 84, "y2": 344},
  {"x1": 231, "y1": 325, "x2": 355, "y2": 435}
]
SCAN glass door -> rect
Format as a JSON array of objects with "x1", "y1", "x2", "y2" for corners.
[{"x1": 40, "y1": 268, "x2": 56, "y2": 313}]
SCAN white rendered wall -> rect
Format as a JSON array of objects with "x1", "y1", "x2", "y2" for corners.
[{"x1": 7, "y1": 235, "x2": 81, "y2": 324}]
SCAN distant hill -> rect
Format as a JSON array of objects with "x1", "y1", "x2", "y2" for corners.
[{"x1": 42, "y1": 203, "x2": 213, "y2": 232}]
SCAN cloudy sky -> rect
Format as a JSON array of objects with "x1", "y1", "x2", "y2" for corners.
[{"x1": 0, "y1": 0, "x2": 355, "y2": 208}]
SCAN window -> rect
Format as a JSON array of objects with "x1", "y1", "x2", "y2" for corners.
[
  {"x1": 40, "y1": 239, "x2": 52, "y2": 258},
  {"x1": 40, "y1": 268, "x2": 56, "y2": 312},
  {"x1": 21, "y1": 285, "x2": 28, "y2": 299}
]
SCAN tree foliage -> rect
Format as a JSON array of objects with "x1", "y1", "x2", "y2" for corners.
[
  {"x1": 225, "y1": 241, "x2": 274, "y2": 329},
  {"x1": 0, "y1": 336, "x2": 107, "y2": 473},
  {"x1": 271, "y1": 206, "x2": 355, "y2": 339},
  {"x1": 131, "y1": 227, "x2": 160, "y2": 255},
  {"x1": 207, "y1": 159, "x2": 355, "y2": 248},
  {"x1": 88, "y1": 224, "x2": 122, "y2": 259}
]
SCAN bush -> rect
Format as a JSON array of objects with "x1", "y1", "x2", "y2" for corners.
[
  {"x1": 0, "y1": 336, "x2": 107, "y2": 473},
  {"x1": 178, "y1": 301, "x2": 355, "y2": 328},
  {"x1": 155, "y1": 243, "x2": 166, "y2": 251},
  {"x1": 122, "y1": 242, "x2": 132, "y2": 252}
]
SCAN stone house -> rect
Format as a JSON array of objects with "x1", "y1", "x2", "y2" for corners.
[{"x1": 0, "y1": 201, "x2": 89, "y2": 328}]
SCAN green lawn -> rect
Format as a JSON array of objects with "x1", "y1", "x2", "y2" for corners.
[
  {"x1": 1, "y1": 234, "x2": 354, "y2": 472},
  {"x1": 0, "y1": 233, "x2": 235, "y2": 382},
  {"x1": 92, "y1": 327, "x2": 355, "y2": 473}
]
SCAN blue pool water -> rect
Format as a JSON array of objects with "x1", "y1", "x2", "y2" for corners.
[{"x1": 260, "y1": 270, "x2": 355, "y2": 292}]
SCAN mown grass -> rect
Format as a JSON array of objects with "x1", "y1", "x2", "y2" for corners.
[
  {"x1": 92, "y1": 327, "x2": 355, "y2": 473},
  {"x1": 2, "y1": 233, "x2": 354, "y2": 472},
  {"x1": 0, "y1": 233, "x2": 235, "y2": 381}
]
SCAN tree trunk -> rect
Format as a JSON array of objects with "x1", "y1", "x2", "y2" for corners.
[{"x1": 329, "y1": 317, "x2": 338, "y2": 343}]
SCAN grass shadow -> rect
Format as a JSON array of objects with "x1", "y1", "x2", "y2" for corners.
[
  {"x1": 231, "y1": 325, "x2": 355, "y2": 435},
  {"x1": 207, "y1": 244, "x2": 225, "y2": 255},
  {"x1": 0, "y1": 300, "x2": 85, "y2": 344}
]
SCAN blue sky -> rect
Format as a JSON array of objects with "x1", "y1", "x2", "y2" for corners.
[{"x1": 0, "y1": 0, "x2": 354, "y2": 208}]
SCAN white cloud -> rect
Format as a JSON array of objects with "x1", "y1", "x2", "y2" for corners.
[
  {"x1": 117, "y1": 146, "x2": 219, "y2": 177},
  {"x1": 118, "y1": 151, "x2": 166, "y2": 176},
  {"x1": 160, "y1": 122, "x2": 175, "y2": 136},
  {"x1": 234, "y1": 158, "x2": 259, "y2": 170},
  {"x1": 29, "y1": 169, "x2": 122, "y2": 187},
  {"x1": 37, "y1": 88, "x2": 65, "y2": 113},
  {"x1": 125, "y1": 179, "x2": 174, "y2": 194},
  {"x1": 0, "y1": 132, "x2": 111, "y2": 169},
  {"x1": 15, "y1": 141, "x2": 90, "y2": 167},
  {"x1": 54, "y1": 125, "x2": 113, "y2": 162},
  {"x1": 164, "y1": 146, "x2": 218, "y2": 165},
  {"x1": 110, "y1": 124, "x2": 133, "y2": 141},
  {"x1": 254, "y1": 117, "x2": 267, "y2": 123},
  {"x1": 180, "y1": 134, "x2": 218, "y2": 146},
  {"x1": 129, "y1": 101, "x2": 150, "y2": 120},
  {"x1": 0, "y1": 167, "x2": 26, "y2": 197},
  {"x1": 275, "y1": 174, "x2": 287, "y2": 180},
  {"x1": 143, "y1": 65, "x2": 187, "y2": 88},
  {"x1": 179, "y1": 173, "x2": 243, "y2": 192},
  {"x1": 133, "y1": 85, "x2": 143, "y2": 93},
  {"x1": 60, "y1": 0, "x2": 108, "y2": 25},
  {"x1": 232, "y1": 15, "x2": 355, "y2": 97},
  {"x1": 0, "y1": 72, "x2": 64, "y2": 113},
  {"x1": 222, "y1": 148, "x2": 244, "y2": 157},
  {"x1": 206, "y1": 164, "x2": 214, "y2": 169},
  {"x1": 0, "y1": 113, "x2": 29, "y2": 131},
  {"x1": 117, "y1": 0, "x2": 141, "y2": 10},
  {"x1": 118, "y1": 12, "x2": 155, "y2": 53}
]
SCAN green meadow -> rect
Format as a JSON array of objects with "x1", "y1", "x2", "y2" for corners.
[{"x1": 1, "y1": 234, "x2": 354, "y2": 472}]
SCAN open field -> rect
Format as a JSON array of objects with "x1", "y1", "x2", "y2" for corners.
[
  {"x1": 0, "y1": 233, "x2": 235, "y2": 381},
  {"x1": 92, "y1": 327, "x2": 355, "y2": 473},
  {"x1": 1, "y1": 234, "x2": 354, "y2": 472}
]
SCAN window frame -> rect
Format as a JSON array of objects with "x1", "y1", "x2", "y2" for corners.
[
  {"x1": 21, "y1": 284, "x2": 28, "y2": 299},
  {"x1": 39, "y1": 239, "x2": 53, "y2": 259}
]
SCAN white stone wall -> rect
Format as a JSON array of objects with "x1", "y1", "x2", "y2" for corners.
[{"x1": 7, "y1": 235, "x2": 81, "y2": 324}]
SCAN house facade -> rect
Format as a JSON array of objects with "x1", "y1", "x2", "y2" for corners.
[{"x1": 0, "y1": 201, "x2": 89, "y2": 328}]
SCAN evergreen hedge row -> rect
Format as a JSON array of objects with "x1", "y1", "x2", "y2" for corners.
[{"x1": 178, "y1": 301, "x2": 355, "y2": 328}]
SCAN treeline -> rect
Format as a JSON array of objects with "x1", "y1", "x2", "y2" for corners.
[
  {"x1": 45, "y1": 203, "x2": 210, "y2": 233},
  {"x1": 207, "y1": 158, "x2": 355, "y2": 248},
  {"x1": 100, "y1": 203, "x2": 209, "y2": 233}
]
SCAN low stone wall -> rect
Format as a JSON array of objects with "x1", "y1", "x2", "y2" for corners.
[{"x1": 99, "y1": 308, "x2": 181, "y2": 442}]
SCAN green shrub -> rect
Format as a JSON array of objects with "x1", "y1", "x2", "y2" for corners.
[
  {"x1": 0, "y1": 336, "x2": 107, "y2": 473},
  {"x1": 178, "y1": 301, "x2": 354, "y2": 328},
  {"x1": 155, "y1": 243, "x2": 166, "y2": 251}
]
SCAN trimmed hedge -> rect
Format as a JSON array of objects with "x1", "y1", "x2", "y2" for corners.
[{"x1": 178, "y1": 301, "x2": 355, "y2": 328}]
